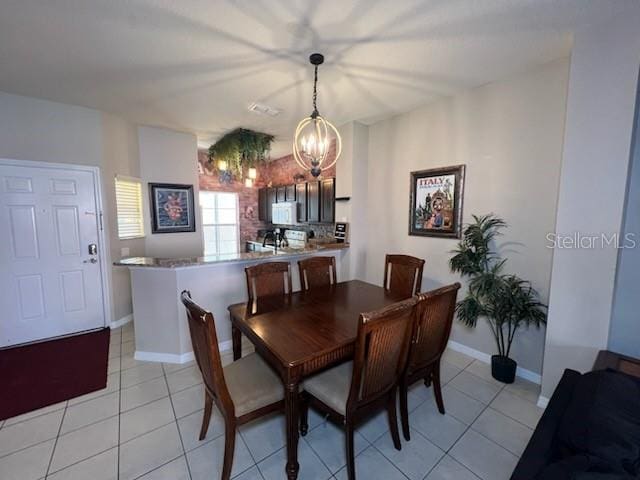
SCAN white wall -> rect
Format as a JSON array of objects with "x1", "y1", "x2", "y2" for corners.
[
  {"x1": 541, "y1": 10, "x2": 640, "y2": 398},
  {"x1": 0, "y1": 92, "x2": 102, "y2": 167},
  {"x1": 138, "y1": 126, "x2": 203, "y2": 258},
  {"x1": 0, "y1": 92, "x2": 137, "y2": 323},
  {"x1": 609, "y1": 87, "x2": 640, "y2": 358},
  {"x1": 336, "y1": 121, "x2": 369, "y2": 281},
  {"x1": 101, "y1": 114, "x2": 145, "y2": 322},
  {"x1": 0, "y1": 92, "x2": 203, "y2": 325},
  {"x1": 364, "y1": 59, "x2": 570, "y2": 374}
]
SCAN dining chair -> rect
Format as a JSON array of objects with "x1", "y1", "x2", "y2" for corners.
[
  {"x1": 245, "y1": 261, "x2": 292, "y2": 303},
  {"x1": 299, "y1": 297, "x2": 418, "y2": 480},
  {"x1": 181, "y1": 291, "x2": 284, "y2": 480},
  {"x1": 383, "y1": 254, "x2": 425, "y2": 299},
  {"x1": 298, "y1": 256, "x2": 337, "y2": 290},
  {"x1": 399, "y1": 283, "x2": 461, "y2": 441}
]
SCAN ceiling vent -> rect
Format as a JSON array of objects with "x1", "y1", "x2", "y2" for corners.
[{"x1": 248, "y1": 102, "x2": 281, "y2": 117}]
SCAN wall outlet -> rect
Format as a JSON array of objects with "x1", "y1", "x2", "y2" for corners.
[{"x1": 121, "y1": 247, "x2": 130, "y2": 257}]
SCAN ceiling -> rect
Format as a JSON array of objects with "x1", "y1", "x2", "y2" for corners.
[{"x1": 0, "y1": 0, "x2": 636, "y2": 156}]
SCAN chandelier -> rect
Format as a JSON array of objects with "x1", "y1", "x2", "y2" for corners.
[{"x1": 293, "y1": 53, "x2": 342, "y2": 178}]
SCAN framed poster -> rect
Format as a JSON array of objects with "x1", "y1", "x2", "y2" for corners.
[
  {"x1": 149, "y1": 183, "x2": 196, "y2": 234},
  {"x1": 409, "y1": 165, "x2": 465, "y2": 238}
]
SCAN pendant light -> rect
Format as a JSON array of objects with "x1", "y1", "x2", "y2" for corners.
[{"x1": 293, "y1": 53, "x2": 342, "y2": 177}]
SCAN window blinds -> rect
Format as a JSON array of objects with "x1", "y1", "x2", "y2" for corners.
[{"x1": 115, "y1": 176, "x2": 144, "y2": 239}]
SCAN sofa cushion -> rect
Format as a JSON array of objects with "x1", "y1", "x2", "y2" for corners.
[
  {"x1": 554, "y1": 370, "x2": 640, "y2": 477},
  {"x1": 537, "y1": 455, "x2": 638, "y2": 480}
]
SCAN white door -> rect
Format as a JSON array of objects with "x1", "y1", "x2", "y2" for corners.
[{"x1": 0, "y1": 162, "x2": 106, "y2": 347}]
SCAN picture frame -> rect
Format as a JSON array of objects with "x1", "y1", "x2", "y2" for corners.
[
  {"x1": 409, "y1": 165, "x2": 465, "y2": 238},
  {"x1": 149, "y1": 183, "x2": 196, "y2": 234}
]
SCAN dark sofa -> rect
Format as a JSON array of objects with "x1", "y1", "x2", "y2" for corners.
[{"x1": 511, "y1": 358, "x2": 640, "y2": 480}]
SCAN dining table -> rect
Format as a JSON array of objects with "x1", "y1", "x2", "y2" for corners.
[{"x1": 228, "y1": 279, "x2": 405, "y2": 480}]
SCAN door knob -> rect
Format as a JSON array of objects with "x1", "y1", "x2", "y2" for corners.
[{"x1": 83, "y1": 258, "x2": 98, "y2": 264}]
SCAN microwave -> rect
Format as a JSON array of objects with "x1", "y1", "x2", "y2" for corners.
[{"x1": 272, "y1": 202, "x2": 298, "y2": 225}]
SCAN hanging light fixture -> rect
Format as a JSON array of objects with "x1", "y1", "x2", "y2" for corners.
[
  {"x1": 248, "y1": 167, "x2": 257, "y2": 180},
  {"x1": 293, "y1": 53, "x2": 342, "y2": 178}
]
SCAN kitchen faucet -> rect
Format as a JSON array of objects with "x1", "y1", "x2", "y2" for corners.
[{"x1": 262, "y1": 229, "x2": 288, "y2": 252}]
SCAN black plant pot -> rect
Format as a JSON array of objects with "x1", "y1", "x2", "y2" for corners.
[{"x1": 491, "y1": 355, "x2": 517, "y2": 384}]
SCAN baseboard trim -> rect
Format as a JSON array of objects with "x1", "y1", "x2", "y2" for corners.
[
  {"x1": 218, "y1": 340, "x2": 233, "y2": 352},
  {"x1": 537, "y1": 395, "x2": 550, "y2": 408},
  {"x1": 447, "y1": 340, "x2": 542, "y2": 385},
  {"x1": 110, "y1": 314, "x2": 133, "y2": 329},
  {"x1": 132, "y1": 341, "x2": 235, "y2": 365},
  {"x1": 134, "y1": 350, "x2": 195, "y2": 364}
]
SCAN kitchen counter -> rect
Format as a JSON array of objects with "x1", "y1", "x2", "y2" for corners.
[
  {"x1": 115, "y1": 243, "x2": 348, "y2": 269},
  {"x1": 115, "y1": 245, "x2": 349, "y2": 364}
]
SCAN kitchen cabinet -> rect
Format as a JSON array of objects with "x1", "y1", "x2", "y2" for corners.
[
  {"x1": 320, "y1": 178, "x2": 335, "y2": 223},
  {"x1": 285, "y1": 184, "x2": 296, "y2": 201},
  {"x1": 266, "y1": 187, "x2": 277, "y2": 222},
  {"x1": 258, "y1": 188, "x2": 267, "y2": 221},
  {"x1": 295, "y1": 183, "x2": 307, "y2": 222},
  {"x1": 307, "y1": 180, "x2": 320, "y2": 223},
  {"x1": 258, "y1": 179, "x2": 335, "y2": 224}
]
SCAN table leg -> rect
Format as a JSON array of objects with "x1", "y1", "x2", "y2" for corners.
[
  {"x1": 285, "y1": 379, "x2": 300, "y2": 480},
  {"x1": 232, "y1": 324, "x2": 241, "y2": 361}
]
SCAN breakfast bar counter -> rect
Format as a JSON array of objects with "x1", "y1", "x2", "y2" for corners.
[{"x1": 114, "y1": 245, "x2": 349, "y2": 363}]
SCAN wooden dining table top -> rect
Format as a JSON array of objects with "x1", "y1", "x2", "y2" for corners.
[{"x1": 228, "y1": 279, "x2": 405, "y2": 371}]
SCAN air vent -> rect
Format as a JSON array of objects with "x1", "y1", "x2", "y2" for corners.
[{"x1": 248, "y1": 102, "x2": 282, "y2": 117}]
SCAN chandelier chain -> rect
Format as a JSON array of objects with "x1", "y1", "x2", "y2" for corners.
[{"x1": 312, "y1": 64, "x2": 319, "y2": 117}]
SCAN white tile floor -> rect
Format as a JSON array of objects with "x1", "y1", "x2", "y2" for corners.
[{"x1": 0, "y1": 323, "x2": 545, "y2": 480}]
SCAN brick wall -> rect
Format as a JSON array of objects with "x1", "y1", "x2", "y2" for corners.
[
  {"x1": 198, "y1": 145, "x2": 336, "y2": 243},
  {"x1": 260, "y1": 140, "x2": 336, "y2": 186}
]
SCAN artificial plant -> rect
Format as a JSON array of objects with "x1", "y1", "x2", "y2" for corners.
[
  {"x1": 208, "y1": 128, "x2": 275, "y2": 179},
  {"x1": 449, "y1": 214, "x2": 547, "y2": 359}
]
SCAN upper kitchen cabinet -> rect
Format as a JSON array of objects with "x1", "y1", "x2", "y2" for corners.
[
  {"x1": 266, "y1": 187, "x2": 277, "y2": 222},
  {"x1": 258, "y1": 179, "x2": 335, "y2": 224},
  {"x1": 307, "y1": 180, "x2": 321, "y2": 223},
  {"x1": 295, "y1": 183, "x2": 307, "y2": 222},
  {"x1": 258, "y1": 188, "x2": 267, "y2": 221},
  {"x1": 285, "y1": 184, "x2": 296, "y2": 202},
  {"x1": 320, "y1": 178, "x2": 335, "y2": 223}
]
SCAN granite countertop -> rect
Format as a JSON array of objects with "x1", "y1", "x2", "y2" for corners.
[{"x1": 114, "y1": 243, "x2": 349, "y2": 269}]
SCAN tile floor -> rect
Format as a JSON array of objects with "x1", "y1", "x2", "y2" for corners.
[{"x1": 0, "y1": 323, "x2": 544, "y2": 480}]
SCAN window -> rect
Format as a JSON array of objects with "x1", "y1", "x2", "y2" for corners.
[
  {"x1": 115, "y1": 176, "x2": 144, "y2": 239},
  {"x1": 200, "y1": 191, "x2": 239, "y2": 255}
]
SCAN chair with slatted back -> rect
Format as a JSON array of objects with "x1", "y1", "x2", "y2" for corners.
[
  {"x1": 383, "y1": 254, "x2": 425, "y2": 299},
  {"x1": 399, "y1": 283, "x2": 461, "y2": 441},
  {"x1": 181, "y1": 291, "x2": 284, "y2": 480},
  {"x1": 299, "y1": 297, "x2": 418, "y2": 480},
  {"x1": 245, "y1": 261, "x2": 292, "y2": 304},
  {"x1": 298, "y1": 256, "x2": 337, "y2": 291}
]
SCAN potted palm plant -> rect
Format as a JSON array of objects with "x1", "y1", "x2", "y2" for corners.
[{"x1": 449, "y1": 214, "x2": 547, "y2": 383}]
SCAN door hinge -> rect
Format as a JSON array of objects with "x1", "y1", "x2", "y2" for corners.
[{"x1": 99, "y1": 211, "x2": 104, "y2": 231}]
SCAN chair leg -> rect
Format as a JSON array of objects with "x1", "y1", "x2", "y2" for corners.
[
  {"x1": 433, "y1": 362, "x2": 445, "y2": 414},
  {"x1": 387, "y1": 388, "x2": 402, "y2": 450},
  {"x1": 399, "y1": 380, "x2": 410, "y2": 441},
  {"x1": 345, "y1": 422, "x2": 356, "y2": 480},
  {"x1": 299, "y1": 392, "x2": 309, "y2": 436},
  {"x1": 221, "y1": 418, "x2": 236, "y2": 480},
  {"x1": 199, "y1": 391, "x2": 213, "y2": 441}
]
